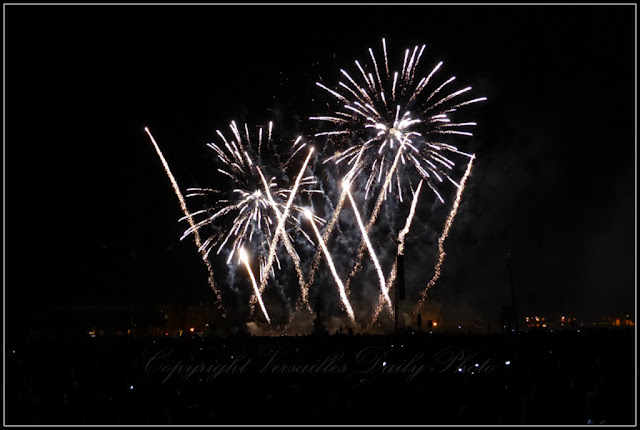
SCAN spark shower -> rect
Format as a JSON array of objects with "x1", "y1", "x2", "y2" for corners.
[{"x1": 145, "y1": 39, "x2": 485, "y2": 329}]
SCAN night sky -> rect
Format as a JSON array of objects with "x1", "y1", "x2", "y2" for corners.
[{"x1": 7, "y1": 5, "x2": 636, "y2": 326}]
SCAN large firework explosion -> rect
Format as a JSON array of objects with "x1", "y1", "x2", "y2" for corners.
[
  {"x1": 312, "y1": 38, "x2": 484, "y2": 205},
  {"x1": 310, "y1": 38, "x2": 484, "y2": 321},
  {"x1": 183, "y1": 121, "x2": 322, "y2": 322},
  {"x1": 145, "y1": 39, "x2": 484, "y2": 331}
]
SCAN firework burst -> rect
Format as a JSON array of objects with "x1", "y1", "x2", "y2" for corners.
[
  {"x1": 182, "y1": 121, "x2": 323, "y2": 319},
  {"x1": 312, "y1": 38, "x2": 483, "y2": 204},
  {"x1": 146, "y1": 38, "x2": 484, "y2": 330},
  {"x1": 312, "y1": 39, "x2": 484, "y2": 318}
]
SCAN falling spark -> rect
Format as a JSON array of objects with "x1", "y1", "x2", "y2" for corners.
[
  {"x1": 144, "y1": 127, "x2": 225, "y2": 315},
  {"x1": 305, "y1": 187, "x2": 348, "y2": 293},
  {"x1": 343, "y1": 139, "x2": 407, "y2": 294},
  {"x1": 240, "y1": 248, "x2": 270, "y2": 324},
  {"x1": 397, "y1": 180, "x2": 424, "y2": 256},
  {"x1": 258, "y1": 147, "x2": 315, "y2": 294},
  {"x1": 416, "y1": 155, "x2": 475, "y2": 312},
  {"x1": 372, "y1": 180, "x2": 423, "y2": 323},
  {"x1": 305, "y1": 209, "x2": 356, "y2": 324},
  {"x1": 255, "y1": 167, "x2": 311, "y2": 313},
  {"x1": 346, "y1": 184, "x2": 392, "y2": 313},
  {"x1": 382, "y1": 38, "x2": 389, "y2": 77}
]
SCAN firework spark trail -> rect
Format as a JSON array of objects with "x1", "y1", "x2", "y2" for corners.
[
  {"x1": 397, "y1": 179, "x2": 424, "y2": 256},
  {"x1": 254, "y1": 167, "x2": 311, "y2": 314},
  {"x1": 371, "y1": 179, "x2": 423, "y2": 323},
  {"x1": 343, "y1": 139, "x2": 407, "y2": 294},
  {"x1": 257, "y1": 147, "x2": 315, "y2": 299},
  {"x1": 305, "y1": 210, "x2": 356, "y2": 324},
  {"x1": 416, "y1": 155, "x2": 475, "y2": 313},
  {"x1": 240, "y1": 248, "x2": 270, "y2": 324},
  {"x1": 346, "y1": 186, "x2": 393, "y2": 313},
  {"x1": 305, "y1": 145, "x2": 363, "y2": 295},
  {"x1": 144, "y1": 127, "x2": 225, "y2": 314},
  {"x1": 305, "y1": 185, "x2": 349, "y2": 294},
  {"x1": 382, "y1": 37, "x2": 389, "y2": 77}
]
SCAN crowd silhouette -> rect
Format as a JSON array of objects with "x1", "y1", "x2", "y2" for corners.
[{"x1": 6, "y1": 327, "x2": 635, "y2": 425}]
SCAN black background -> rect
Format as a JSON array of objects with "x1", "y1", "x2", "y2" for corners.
[{"x1": 6, "y1": 5, "x2": 636, "y2": 325}]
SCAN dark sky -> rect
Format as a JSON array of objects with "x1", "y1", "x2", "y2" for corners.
[{"x1": 6, "y1": 5, "x2": 636, "y2": 325}]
